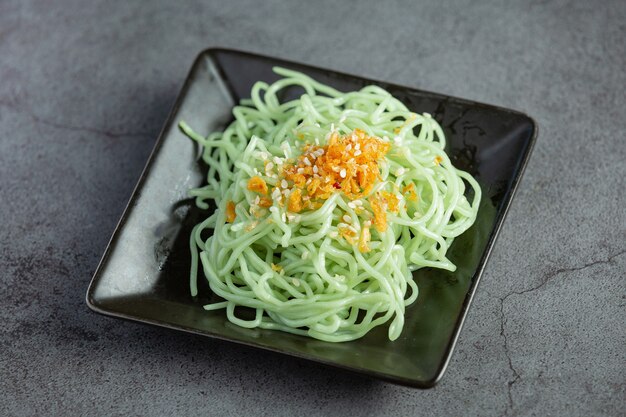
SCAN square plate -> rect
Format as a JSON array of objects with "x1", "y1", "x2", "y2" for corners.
[{"x1": 86, "y1": 48, "x2": 536, "y2": 388}]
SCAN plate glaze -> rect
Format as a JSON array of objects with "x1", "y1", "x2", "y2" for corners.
[{"x1": 86, "y1": 48, "x2": 536, "y2": 388}]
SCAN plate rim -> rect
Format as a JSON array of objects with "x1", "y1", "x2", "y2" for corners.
[{"x1": 86, "y1": 46, "x2": 538, "y2": 389}]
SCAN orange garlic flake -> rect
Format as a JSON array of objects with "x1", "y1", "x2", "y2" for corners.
[
  {"x1": 247, "y1": 176, "x2": 269, "y2": 194},
  {"x1": 225, "y1": 201, "x2": 236, "y2": 223},
  {"x1": 281, "y1": 129, "x2": 390, "y2": 208}
]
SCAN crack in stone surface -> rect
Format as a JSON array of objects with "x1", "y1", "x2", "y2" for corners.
[{"x1": 498, "y1": 248, "x2": 625, "y2": 415}]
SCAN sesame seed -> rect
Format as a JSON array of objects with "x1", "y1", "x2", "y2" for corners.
[
  {"x1": 281, "y1": 179, "x2": 288, "y2": 189},
  {"x1": 303, "y1": 157, "x2": 311, "y2": 166},
  {"x1": 342, "y1": 215, "x2": 352, "y2": 223},
  {"x1": 297, "y1": 167, "x2": 305, "y2": 174},
  {"x1": 347, "y1": 202, "x2": 356, "y2": 209},
  {"x1": 338, "y1": 223, "x2": 348, "y2": 228},
  {"x1": 269, "y1": 206, "x2": 278, "y2": 213},
  {"x1": 266, "y1": 162, "x2": 274, "y2": 171},
  {"x1": 230, "y1": 223, "x2": 244, "y2": 232},
  {"x1": 353, "y1": 200, "x2": 363, "y2": 206},
  {"x1": 355, "y1": 143, "x2": 360, "y2": 150},
  {"x1": 273, "y1": 156, "x2": 283, "y2": 165},
  {"x1": 346, "y1": 144, "x2": 352, "y2": 151},
  {"x1": 354, "y1": 150, "x2": 362, "y2": 156},
  {"x1": 254, "y1": 196, "x2": 260, "y2": 204},
  {"x1": 260, "y1": 152, "x2": 269, "y2": 160},
  {"x1": 364, "y1": 220, "x2": 372, "y2": 227},
  {"x1": 313, "y1": 165, "x2": 319, "y2": 174},
  {"x1": 340, "y1": 169, "x2": 347, "y2": 178}
]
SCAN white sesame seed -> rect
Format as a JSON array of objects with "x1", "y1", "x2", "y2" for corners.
[
  {"x1": 254, "y1": 196, "x2": 260, "y2": 204},
  {"x1": 338, "y1": 222, "x2": 348, "y2": 228},
  {"x1": 269, "y1": 206, "x2": 278, "y2": 213},
  {"x1": 297, "y1": 167, "x2": 305, "y2": 174},
  {"x1": 303, "y1": 157, "x2": 311, "y2": 166},
  {"x1": 364, "y1": 220, "x2": 372, "y2": 227},
  {"x1": 355, "y1": 143, "x2": 360, "y2": 150},
  {"x1": 354, "y1": 150, "x2": 362, "y2": 156},
  {"x1": 281, "y1": 179, "x2": 288, "y2": 189},
  {"x1": 272, "y1": 189, "x2": 281, "y2": 200},
  {"x1": 306, "y1": 178, "x2": 312, "y2": 185},
  {"x1": 342, "y1": 215, "x2": 352, "y2": 223},
  {"x1": 266, "y1": 162, "x2": 274, "y2": 171},
  {"x1": 273, "y1": 156, "x2": 283, "y2": 165},
  {"x1": 353, "y1": 200, "x2": 363, "y2": 206},
  {"x1": 340, "y1": 169, "x2": 347, "y2": 178},
  {"x1": 313, "y1": 165, "x2": 319, "y2": 174},
  {"x1": 347, "y1": 202, "x2": 356, "y2": 209},
  {"x1": 230, "y1": 223, "x2": 244, "y2": 232},
  {"x1": 282, "y1": 189, "x2": 290, "y2": 196},
  {"x1": 260, "y1": 152, "x2": 269, "y2": 160},
  {"x1": 346, "y1": 144, "x2": 352, "y2": 151}
]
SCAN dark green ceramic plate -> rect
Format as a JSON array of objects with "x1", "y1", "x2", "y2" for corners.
[{"x1": 86, "y1": 48, "x2": 536, "y2": 388}]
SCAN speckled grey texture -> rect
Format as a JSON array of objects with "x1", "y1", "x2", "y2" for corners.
[{"x1": 1, "y1": 0, "x2": 624, "y2": 416}]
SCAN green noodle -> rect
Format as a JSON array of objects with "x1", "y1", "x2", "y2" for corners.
[{"x1": 179, "y1": 67, "x2": 481, "y2": 342}]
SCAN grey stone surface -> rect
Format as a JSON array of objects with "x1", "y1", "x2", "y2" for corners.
[{"x1": 1, "y1": 0, "x2": 624, "y2": 415}]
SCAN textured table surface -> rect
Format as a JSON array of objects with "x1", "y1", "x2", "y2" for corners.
[{"x1": 1, "y1": 1, "x2": 624, "y2": 416}]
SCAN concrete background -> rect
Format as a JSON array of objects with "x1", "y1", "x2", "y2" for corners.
[{"x1": 1, "y1": 0, "x2": 624, "y2": 415}]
